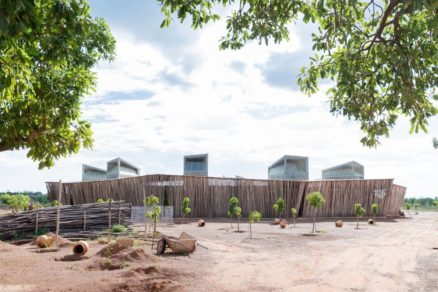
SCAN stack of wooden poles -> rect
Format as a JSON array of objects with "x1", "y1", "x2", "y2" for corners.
[{"x1": 0, "y1": 201, "x2": 132, "y2": 240}]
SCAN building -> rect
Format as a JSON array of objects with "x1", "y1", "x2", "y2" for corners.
[
  {"x1": 106, "y1": 157, "x2": 140, "y2": 179},
  {"x1": 322, "y1": 161, "x2": 364, "y2": 179},
  {"x1": 47, "y1": 175, "x2": 406, "y2": 218},
  {"x1": 183, "y1": 154, "x2": 208, "y2": 176},
  {"x1": 268, "y1": 155, "x2": 309, "y2": 180},
  {"x1": 81, "y1": 157, "x2": 140, "y2": 181},
  {"x1": 82, "y1": 164, "x2": 107, "y2": 181}
]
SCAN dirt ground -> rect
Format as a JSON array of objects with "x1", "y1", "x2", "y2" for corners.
[{"x1": 0, "y1": 212, "x2": 437, "y2": 292}]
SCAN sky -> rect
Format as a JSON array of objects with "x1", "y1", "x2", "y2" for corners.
[{"x1": 0, "y1": 1, "x2": 436, "y2": 197}]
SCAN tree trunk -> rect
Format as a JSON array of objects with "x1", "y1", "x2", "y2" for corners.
[
  {"x1": 312, "y1": 213, "x2": 316, "y2": 233},
  {"x1": 249, "y1": 222, "x2": 252, "y2": 239},
  {"x1": 356, "y1": 217, "x2": 359, "y2": 229},
  {"x1": 293, "y1": 217, "x2": 296, "y2": 228},
  {"x1": 237, "y1": 218, "x2": 240, "y2": 232},
  {"x1": 151, "y1": 217, "x2": 157, "y2": 251}
]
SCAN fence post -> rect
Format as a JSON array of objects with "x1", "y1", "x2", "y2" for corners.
[
  {"x1": 55, "y1": 180, "x2": 62, "y2": 246},
  {"x1": 35, "y1": 212, "x2": 39, "y2": 234},
  {"x1": 118, "y1": 208, "x2": 121, "y2": 225},
  {"x1": 107, "y1": 200, "x2": 112, "y2": 243},
  {"x1": 83, "y1": 211, "x2": 87, "y2": 231},
  {"x1": 143, "y1": 189, "x2": 147, "y2": 242}
]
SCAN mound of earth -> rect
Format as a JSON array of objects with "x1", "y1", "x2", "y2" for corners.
[
  {"x1": 96, "y1": 243, "x2": 129, "y2": 257},
  {"x1": 88, "y1": 243, "x2": 155, "y2": 271},
  {"x1": 112, "y1": 266, "x2": 182, "y2": 292}
]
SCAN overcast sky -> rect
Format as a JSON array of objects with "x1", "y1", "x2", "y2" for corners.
[{"x1": 0, "y1": 1, "x2": 436, "y2": 197}]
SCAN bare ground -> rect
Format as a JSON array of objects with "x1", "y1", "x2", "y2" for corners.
[{"x1": 0, "y1": 212, "x2": 437, "y2": 291}]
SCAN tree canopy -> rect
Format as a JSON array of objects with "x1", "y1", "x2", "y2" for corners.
[
  {"x1": 158, "y1": 0, "x2": 437, "y2": 146},
  {"x1": 0, "y1": 0, "x2": 116, "y2": 168}
]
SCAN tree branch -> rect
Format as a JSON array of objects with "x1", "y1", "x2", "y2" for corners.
[{"x1": 366, "y1": 0, "x2": 401, "y2": 52}]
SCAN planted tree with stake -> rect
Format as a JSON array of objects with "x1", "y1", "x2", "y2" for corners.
[
  {"x1": 306, "y1": 192, "x2": 325, "y2": 234},
  {"x1": 273, "y1": 197, "x2": 285, "y2": 219},
  {"x1": 249, "y1": 211, "x2": 261, "y2": 239},
  {"x1": 181, "y1": 196, "x2": 192, "y2": 222},
  {"x1": 228, "y1": 196, "x2": 241, "y2": 230},
  {"x1": 371, "y1": 203, "x2": 379, "y2": 222},
  {"x1": 291, "y1": 208, "x2": 298, "y2": 228},
  {"x1": 354, "y1": 203, "x2": 366, "y2": 229},
  {"x1": 145, "y1": 195, "x2": 161, "y2": 250}
]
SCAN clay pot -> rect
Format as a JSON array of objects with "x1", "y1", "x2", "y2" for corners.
[
  {"x1": 36, "y1": 235, "x2": 51, "y2": 248},
  {"x1": 197, "y1": 219, "x2": 205, "y2": 227},
  {"x1": 274, "y1": 218, "x2": 281, "y2": 225},
  {"x1": 335, "y1": 220, "x2": 343, "y2": 228},
  {"x1": 72, "y1": 241, "x2": 89, "y2": 256},
  {"x1": 279, "y1": 220, "x2": 288, "y2": 229},
  {"x1": 368, "y1": 219, "x2": 374, "y2": 225}
]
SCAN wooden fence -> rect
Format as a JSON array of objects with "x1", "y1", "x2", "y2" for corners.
[{"x1": 47, "y1": 174, "x2": 406, "y2": 218}]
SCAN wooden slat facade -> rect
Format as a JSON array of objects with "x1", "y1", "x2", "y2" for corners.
[{"x1": 47, "y1": 175, "x2": 406, "y2": 218}]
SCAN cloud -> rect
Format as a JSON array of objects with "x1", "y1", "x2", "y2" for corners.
[
  {"x1": 260, "y1": 51, "x2": 310, "y2": 90},
  {"x1": 155, "y1": 70, "x2": 193, "y2": 90},
  {"x1": 0, "y1": 2, "x2": 436, "y2": 198}
]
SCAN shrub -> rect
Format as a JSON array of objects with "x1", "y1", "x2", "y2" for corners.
[
  {"x1": 0, "y1": 194, "x2": 30, "y2": 212},
  {"x1": 0, "y1": 193, "x2": 12, "y2": 205},
  {"x1": 371, "y1": 203, "x2": 379, "y2": 221},
  {"x1": 51, "y1": 200, "x2": 60, "y2": 207},
  {"x1": 111, "y1": 224, "x2": 127, "y2": 233},
  {"x1": 181, "y1": 197, "x2": 192, "y2": 219}
]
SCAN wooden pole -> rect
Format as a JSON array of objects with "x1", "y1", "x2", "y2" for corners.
[
  {"x1": 108, "y1": 199, "x2": 112, "y2": 243},
  {"x1": 143, "y1": 188, "x2": 147, "y2": 243},
  {"x1": 118, "y1": 208, "x2": 121, "y2": 225},
  {"x1": 55, "y1": 180, "x2": 62, "y2": 245},
  {"x1": 83, "y1": 211, "x2": 87, "y2": 231},
  {"x1": 35, "y1": 212, "x2": 39, "y2": 234}
]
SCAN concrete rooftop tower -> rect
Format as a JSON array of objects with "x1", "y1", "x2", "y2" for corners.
[
  {"x1": 106, "y1": 157, "x2": 140, "y2": 179},
  {"x1": 322, "y1": 161, "x2": 364, "y2": 179},
  {"x1": 268, "y1": 155, "x2": 309, "y2": 180},
  {"x1": 184, "y1": 154, "x2": 208, "y2": 176}
]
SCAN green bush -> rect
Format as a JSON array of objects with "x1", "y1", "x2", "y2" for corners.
[
  {"x1": 182, "y1": 196, "x2": 192, "y2": 218},
  {"x1": 51, "y1": 200, "x2": 60, "y2": 207},
  {"x1": 371, "y1": 203, "x2": 379, "y2": 220},
  {"x1": 0, "y1": 194, "x2": 30, "y2": 212},
  {"x1": 0, "y1": 194, "x2": 13, "y2": 205},
  {"x1": 111, "y1": 224, "x2": 127, "y2": 233}
]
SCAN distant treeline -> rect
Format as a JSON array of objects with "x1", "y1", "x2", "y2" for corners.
[
  {"x1": 404, "y1": 197, "x2": 438, "y2": 208},
  {"x1": 0, "y1": 192, "x2": 48, "y2": 204}
]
